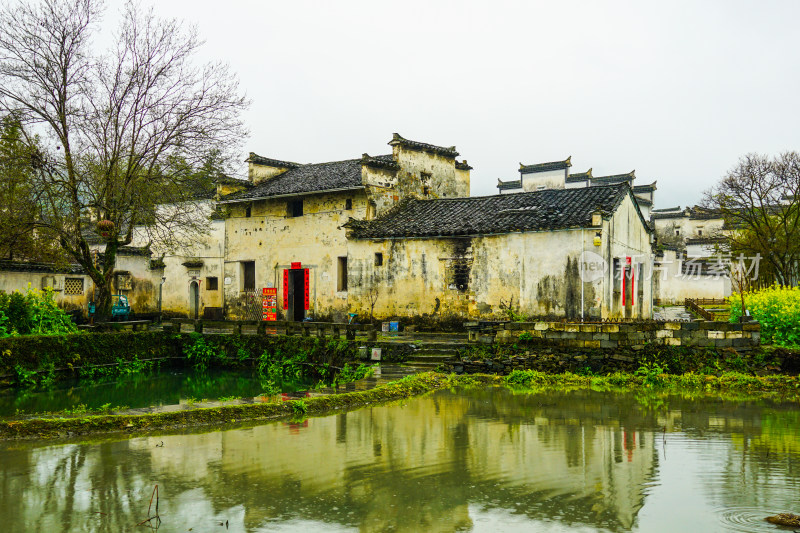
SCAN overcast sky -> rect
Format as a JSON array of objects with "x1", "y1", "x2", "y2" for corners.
[{"x1": 127, "y1": 0, "x2": 800, "y2": 208}]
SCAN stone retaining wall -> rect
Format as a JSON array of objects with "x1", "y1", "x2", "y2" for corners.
[{"x1": 472, "y1": 321, "x2": 760, "y2": 351}]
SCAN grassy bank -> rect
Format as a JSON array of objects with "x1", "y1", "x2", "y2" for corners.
[
  {"x1": 4, "y1": 369, "x2": 800, "y2": 441},
  {"x1": 503, "y1": 369, "x2": 800, "y2": 401},
  {"x1": 0, "y1": 373, "x2": 498, "y2": 440}
]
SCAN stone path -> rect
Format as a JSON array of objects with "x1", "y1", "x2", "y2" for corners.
[{"x1": 653, "y1": 305, "x2": 693, "y2": 321}]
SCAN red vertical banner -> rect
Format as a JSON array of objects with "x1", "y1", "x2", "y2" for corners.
[
  {"x1": 282, "y1": 269, "x2": 289, "y2": 310},
  {"x1": 303, "y1": 268, "x2": 310, "y2": 310}
]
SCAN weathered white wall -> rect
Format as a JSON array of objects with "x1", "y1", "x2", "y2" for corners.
[
  {"x1": 521, "y1": 169, "x2": 567, "y2": 191},
  {"x1": 391, "y1": 145, "x2": 469, "y2": 198},
  {"x1": 0, "y1": 269, "x2": 90, "y2": 311},
  {"x1": 602, "y1": 194, "x2": 654, "y2": 319},
  {"x1": 223, "y1": 190, "x2": 368, "y2": 321},
  {"x1": 654, "y1": 249, "x2": 731, "y2": 303}
]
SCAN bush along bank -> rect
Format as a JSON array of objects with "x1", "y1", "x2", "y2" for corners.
[
  {"x1": 0, "y1": 331, "x2": 374, "y2": 389},
  {"x1": 448, "y1": 343, "x2": 800, "y2": 377},
  {"x1": 0, "y1": 373, "x2": 500, "y2": 440}
]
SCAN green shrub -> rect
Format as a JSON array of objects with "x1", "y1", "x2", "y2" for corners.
[
  {"x1": 0, "y1": 287, "x2": 77, "y2": 337},
  {"x1": 729, "y1": 285, "x2": 800, "y2": 347}
]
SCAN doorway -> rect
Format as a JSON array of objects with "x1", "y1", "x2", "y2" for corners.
[
  {"x1": 288, "y1": 269, "x2": 305, "y2": 321},
  {"x1": 189, "y1": 281, "x2": 199, "y2": 319}
]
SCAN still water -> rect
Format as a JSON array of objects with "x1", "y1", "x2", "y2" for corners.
[
  {"x1": 1, "y1": 386, "x2": 799, "y2": 532},
  {"x1": 0, "y1": 368, "x2": 309, "y2": 417}
]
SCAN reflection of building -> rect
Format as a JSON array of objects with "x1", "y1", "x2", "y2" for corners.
[{"x1": 120, "y1": 388, "x2": 656, "y2": 532}]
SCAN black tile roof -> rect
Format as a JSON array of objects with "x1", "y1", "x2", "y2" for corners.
[
  {"x1": 389, "y1": 133, "x2": 459, "y2": 158},
  {"x1": 566, "y1": 169, "x2": 592, "y2": 182},
  {"x1": 222, "y1": 158, "x2": 365, "y2": 202},
  {"x1": 455, "y1": 160, "x2": 473, "y2": 170},
  {"x1": 0, "y1": 260, "x2": 86, "y2": 274},
  {"x1": 497, "y1": 179, "x2": 522, "y2": 191},
  {"x1": 652, "y1": 206, "x2": 681, "y2": 213},
  {"x1": 362, "y1": 153, "x2": 399, "y2": 171},
  {"x1": 245, "y1": 153, "x2": 300, "y2": 168},
  {"x1": 632, "y1": 181, "x2": 657, "y2": 193},
  {"x1": 519, "y1": 156, "x2": 571, "y2": 175},
  {"x1": 593, "y1": 171, "x2": 635, "y2": 184},
  {"x1": 346, "y1": 183, "x2": 638, "y2": 238},
  {"x1": 685, "y1": 236, "x2": 727, "y2": 245}
]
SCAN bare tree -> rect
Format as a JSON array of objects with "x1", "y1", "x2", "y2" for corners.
[
  {"x1": 704, "y1": 152, "x2": 800, "y2": 286},
  {"x1": 0, "y1": 0, "x2": 248, "y2": 317}
]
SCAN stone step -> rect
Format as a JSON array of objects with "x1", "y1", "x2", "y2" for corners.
[{"x1": 406, "y1": 353, "x2": 454, "y2": 363}]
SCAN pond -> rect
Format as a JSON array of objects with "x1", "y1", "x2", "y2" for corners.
[
  {"x1": 0, "y1": 368, "x2": 312, "y2": 418},
  {"x1": 1, "y1": 386, "x2": 799, "y2": 532}
]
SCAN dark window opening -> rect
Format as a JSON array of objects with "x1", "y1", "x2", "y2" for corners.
[
  {"x1": 288, "y1": 199, "x2": 303, "y2": 217},
  {"x1": 345, "y1": 198, "x2": 353, "y2": 210},
  {"x1": 675, "y1": 230, "x2": 680, "y2": 236},
  {"x1": 242, "y1": 261, "x2": 255, "y2": 290},
  {"x1": 245, "y1": 205, "x2": 252, "y2": 218},
  {"x1": 698, "y1": 229, "x2": 703, "y2": 236},
  {"x1": 422, "y1": 186, "x2": 430, "y2": 196},
  {"x1": 451, "y1": 259, "x2": 470, "y2": 292},
  {"x1": 206, "y1": 277, "x2": 219, "y2": 291},
  {"x1": 375, "y1": 252, "x2": 383, "y2": 266},
  {"x1": 337, "y1": 257, "x2": 348, "y2": 292}
]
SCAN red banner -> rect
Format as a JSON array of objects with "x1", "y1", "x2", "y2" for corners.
[
  {"x1": 282, "y1": 269, "x2": 289, "y2": 309},
  {"x1": 304, "y1": 268, "x2": 310, "y2": 310}
]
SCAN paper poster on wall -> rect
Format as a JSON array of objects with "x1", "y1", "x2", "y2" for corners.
[{"x1": 262, "y1": 287, "x2": 277, "y2": 321}]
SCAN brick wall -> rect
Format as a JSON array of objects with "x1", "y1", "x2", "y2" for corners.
[{"x1": 471, "y1": 321, "x2": 761, "y2": 351}]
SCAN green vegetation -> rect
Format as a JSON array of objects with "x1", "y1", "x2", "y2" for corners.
[
  {"x1": 729, "y1": 285, "x2": 800, "y2": 348},
  {"x1": 504, "y1": 368, "x2": 800, "y2": 398},
  {"x1": 0, "y1": 372, "x2": 485, "y2": 440},
  {"x1": 0, "y1": 287, "x2": 78, "y2": 338}
]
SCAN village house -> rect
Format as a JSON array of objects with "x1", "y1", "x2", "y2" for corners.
[
  {"x1": 216, "y1": 133, "x2": 472, "y2": 321},
  {"x1": 496, "y1": 157, "x2": 657, "y2": 219},
  {"x1": 40, "y1": 134, "x2": 656, "y2": 322},
  {"x1": 345, "y1": 182, "x2": 654, "y2": 321},
  {"x1": 137, "y1": 134, "x2": 654, "y2": 322}
]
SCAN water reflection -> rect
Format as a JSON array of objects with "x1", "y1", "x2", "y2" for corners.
[{"x1": 1, "y1": 387, "x2": 799, "y2": 532}]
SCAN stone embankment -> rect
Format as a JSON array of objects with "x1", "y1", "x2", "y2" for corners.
[{"x1": 469, "y1": 320, "x2": 760, "y2": 350}]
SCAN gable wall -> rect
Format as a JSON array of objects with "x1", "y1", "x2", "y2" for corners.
[{"x1": 223, "y1": 190, "x2": 369, "y2": 321}]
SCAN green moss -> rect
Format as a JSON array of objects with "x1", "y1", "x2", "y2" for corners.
[{"x1": 0, "y1": 372, "x2": 501, "y2": 440}]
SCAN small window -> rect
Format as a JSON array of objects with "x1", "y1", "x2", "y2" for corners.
[
  {"x1": 698, "y1": 229, "x2": 703, "y2": 236},
  {"x1": 245, "y1": 205, "x2": 252, "y2": 218},
  {"x1": 241, "y1": 261, "x2": 255, "y2": 290},
  {"x1": 337, "y1": 257, "x2": 348, "y2": 292},
  {"x1": 64, "y1": 277, "x2": 84, "y2": 295},
  {"x1": 422, "y1": 186, "x2": 430, "y2": 196},
  {"x1": 675, "y1": 230, "x2": 680, "y2": 236},
  {"x1": 345, "y1": 198, "x2": 353, "y2": 210},
  {"x1": 115, "y1": 272, "x2": 132, "y2": 291},
  {"x1": 450, "y1": 259, "x2": 470, "y2": 292},
  {"x1": 288, "y1": 199, "x2": 303, "y2": 218},
  {"x1": 206, "y1": 277, "x2": 219, "y2": 291},
  {"x1": 375, "y1": 253, "x2": 383, "y2": 266}
]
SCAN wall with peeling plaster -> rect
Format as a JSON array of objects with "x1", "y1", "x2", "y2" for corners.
[
  {"x1": 223, "y1": 191, "x2": 369, "y2": 321},
  {"x1": 348, "y1": 192, "x2": 654, "y2": 321}
]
